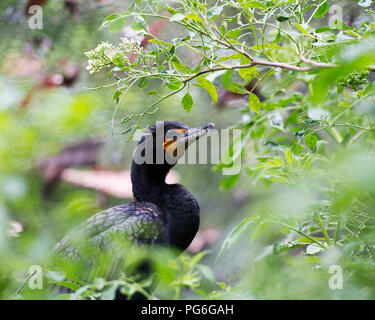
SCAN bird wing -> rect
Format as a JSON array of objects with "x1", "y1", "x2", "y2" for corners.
[{"x1": 53, "y1": 202, "x2": 163, "y2": 261}]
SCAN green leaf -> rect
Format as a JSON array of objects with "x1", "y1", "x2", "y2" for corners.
[
  {"x1": 181, "y1": 92, "x2": 194, "y2": 113},
  {"x1": 138, "y1": 77, "x2": 149, "y2": 88},
  {"x1": 314, "y1": 1, "x2": 329, "y2": 18},
  {"x1": 216, "y1": 218, "x2": 253, "y2": 262},
  {"x1": 121, "y1": 115, "x2": 135, "y2": 124},
  {"x1": 305, "y1": 134, "x2": 318, "y2": 150},
  {"x1": 227, "y1": 82, "x2": 249, "y2": 94},
  {"x1": 217, "y1": 53, "x2": 243, "y2": 62},
  {"x1": 103, "y1": 14, "x2": 120, "y2": 22},
  {"x1": 315, "y1": 26, "x2": 333, "y2": 33},
  {"x1": 185, "y1": 13, "x2": 203, "y2": 23},
  {"x1": 100, "y1": 284, "x2": 119, "y2": 300},
  {"x1": 275, "y1": 240, "x2": 305, "y2": 253},
  {"x1": 246, "y1": 167, "x2": 264, "y2": 184},
  {"x1": 121, "y1": 126, "x2": 135, "y2": 135},
  {"x1": 197, "y1": 265, "x2": 215, "y2": 283},
  {"x1": 113, "y1": 89, "x2": 121, "y2": 103},
  {"x1": 226, "y1": 29, "x2": 241, "y2": 39},
  {"x1": 170, "y1": 13, "x2": 186, "y2": 22},
  {"x1": 207, "y1": 6, "x2": 223, "y2": 20},
  {"x1": 220, "y1": 22, "x2": 227, "y2": 35},
  {"x1": 277, "y1": 14, "x2": 290, "y2": 22},
  {"x1": 171, "y1": 56, "x2": 191, "y2": 74},
  {"x1": 217, "y1": 282, "x2": 227, "y2": 290},
  {"x1": 53, "y1": 281, "x2": 80, "y2": 291},
  {"x1": 148, "y1": 39, "x2": 174, "y2": 46},
  {"x1": 306, "y1": 243, "x2": 325, "y2": 255},
  {"x1": 109, "y1": 17, "x2": 126, "y2": 33},
  {"x1": 100, "y1": 14, "x2": 120, "y2": 29},
  {"x1": 294, "y1": 23, "x2": 309, "y2": 36},
  {"x1": 220, "y1": 174, "x2": 240, "y2": 190},
  {"x1": 190, "y1": 250, "x2": 209, "y2": 267},
  {"x1": 250, "y1": 219, "x2": 269, "y2": 242},
  {"x1": 222, "y1": 70, "x2": 233, "y2": 88},
  {"x1": 251, "y1": 124, "x2": 266, "y2": 138},
  {"x1": 243, "y1": 0, "x2": 268, "y2": 10},
  {"x1": 93, "y1": 278, "x2": 106, "y2": 290},
  {"x1": 248, "y1": 93, "x2": 261, "y2": 114},
  {"x1": 131, "y1": 15, "x2": 146, "y2": 31},
  {"x1": 167, "y1": 81, "x2": 182, "y2": 90},
  {"x1": 197, "y1": 77, "x2": 218, "y2": 104},
  {"x1": 285, "y1": 149, "x2": 294, "y2": 165},
  {"x1": 251, "y1": 43, "x2": 284, "y2": 51},
  {"x1": 167, "y1": 7, "x2": 179, "y2": 14},
  {"x1": 239, "y1": 65, "x2": 257, "y2": 80},
  {"x1": 291, "y1": 142, "x2": 305, "y2": 155}
]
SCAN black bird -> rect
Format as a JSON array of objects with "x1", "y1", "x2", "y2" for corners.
[{"x1": 52, "y1": 121, "x2": 215, "y2": 298}]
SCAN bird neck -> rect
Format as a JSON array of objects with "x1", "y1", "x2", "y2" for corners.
[
  {"x1": 161, "y1": 183, "x2": 200, "y2": 250},
  {"x1": 131, "y1": 161, "x2": 171, "y2": 203},
  {"x1": 131, "y1": 161, "x2": 200, "y2": 250}
]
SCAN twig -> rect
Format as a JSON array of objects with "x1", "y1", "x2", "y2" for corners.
[
  {"x1": 317, "y1": 214, "x2": 331, "y2": 246},
  {"x1": 300, "y1": 56, "x2": 336, "y2": 68},
  {"x1": 301, "y1": 56, "x2": 375, "y2": 72},
  {"x1": 253, "y1": 59, "x2": 310, "y2": 71},
  {"x1": 183, "y1": 64, "x2": 254, "y2": 83},
  {"x1": 278, "y1": 221, "x2": 327, "y2": 249},
  {"x1": 333, "y1": 222, "x2": 340, "y2": 246},
  {"x1": 183, "y1": 59, "x2": 311, "y2": 83}
]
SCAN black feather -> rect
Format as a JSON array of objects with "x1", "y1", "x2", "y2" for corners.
[{"x1": 53, "y1": 121, "x2": 204, "y2": 299}]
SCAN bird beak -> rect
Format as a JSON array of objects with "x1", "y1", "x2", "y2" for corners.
[
  {"x1": 182, "y1": 122, "x2": 216, "y2": 148},
  {"x1": 164, "y1": 123, "x2": 215, "y2": 159}
]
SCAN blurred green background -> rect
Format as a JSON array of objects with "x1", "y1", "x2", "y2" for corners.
[
  {"x1": 0, "y1": 0, "x2": 240, "y2": 299},
  {"x1": 1, "y1": 0, "x2": 375, "y2": 300}
]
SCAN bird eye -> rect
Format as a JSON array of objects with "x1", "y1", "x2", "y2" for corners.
[
  {"x1": 165, "y1": 130, "x2": 173, "y2": 140},
  {"x1": 165, "y1": 129, "x2": 185, "y2": 141}
]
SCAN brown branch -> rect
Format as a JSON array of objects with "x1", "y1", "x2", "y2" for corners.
[
  {"x1": 300, "y1": 56, "x2": 336, "y2": 68},
  {"x1": 183, "y1": 54, "x2": 375, "y2": 84},
  {"x1": 252, "y1": 59, "x2": 311, "y2": 71},
  {"x1": 183, "y1": 64, "x2": 254, "y2": 82},
  {"x1": 301, "y1": 56, "x2": 375, "y2": 72},
  {"x1": 183, "y1": 59, "x2": 311, "y2": 83}
]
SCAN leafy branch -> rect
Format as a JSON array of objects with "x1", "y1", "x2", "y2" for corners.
[{"x1": 85, "y1": 0, "x2": 375, "y2": 140}]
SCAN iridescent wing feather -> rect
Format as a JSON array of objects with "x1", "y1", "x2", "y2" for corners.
[{"x1": 53, "y1": 202, "x2": 163, "y2": 261}]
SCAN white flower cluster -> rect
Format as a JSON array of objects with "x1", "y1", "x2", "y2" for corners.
[
  {"x1": 85, "y1": 42, "x2": 117, "y2": 74},
  {"x1": 119, "y1": 37, "x2": 143, "y2": 56},
  {"x1": 85, "y1": 38, "x2": 144, "y2": 74}
]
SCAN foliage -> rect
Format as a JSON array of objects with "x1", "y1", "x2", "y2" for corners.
[
  {"x1": 1, "y1": 0, "x2": 375, "y2": 300},
  {"x1": 83, "y1": 0, "x2": 375, "y2": 299}
]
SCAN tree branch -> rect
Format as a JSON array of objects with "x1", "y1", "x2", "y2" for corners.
[
  {"x1": 182, "y1": 64, "x2": 254, "y2": 83},
  {"x1": 183, "y1": 55, "x2": 375, "y2": 84},
  {"x1": 300, "y1": 56, "x2": 336, "y2": 68},
  {"x1": 252, "y1": 59, "x2": 311, "y2": 71},
  {"x1": 183, "y1": 60, "x2": 311, "y2": 83},
  {"x1": 301, "y1": 56, "x2": 375, "y2": 72}
]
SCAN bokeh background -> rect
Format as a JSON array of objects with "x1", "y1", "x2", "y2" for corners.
[{"x1": 1, "y1": 0, "x2": 375, "y2": 300}]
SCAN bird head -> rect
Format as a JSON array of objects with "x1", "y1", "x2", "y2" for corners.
[
  {"x1": 133, "y1": 121, "x2": 215, "y2": 167},
  {"x1": 131, "y1": 121, "x2": 215, "y2": 201}
]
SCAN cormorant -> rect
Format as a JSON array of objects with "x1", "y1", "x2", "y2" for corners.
[{"x1": 52, "y1": 121, "x2": 215, "y2": 298}]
